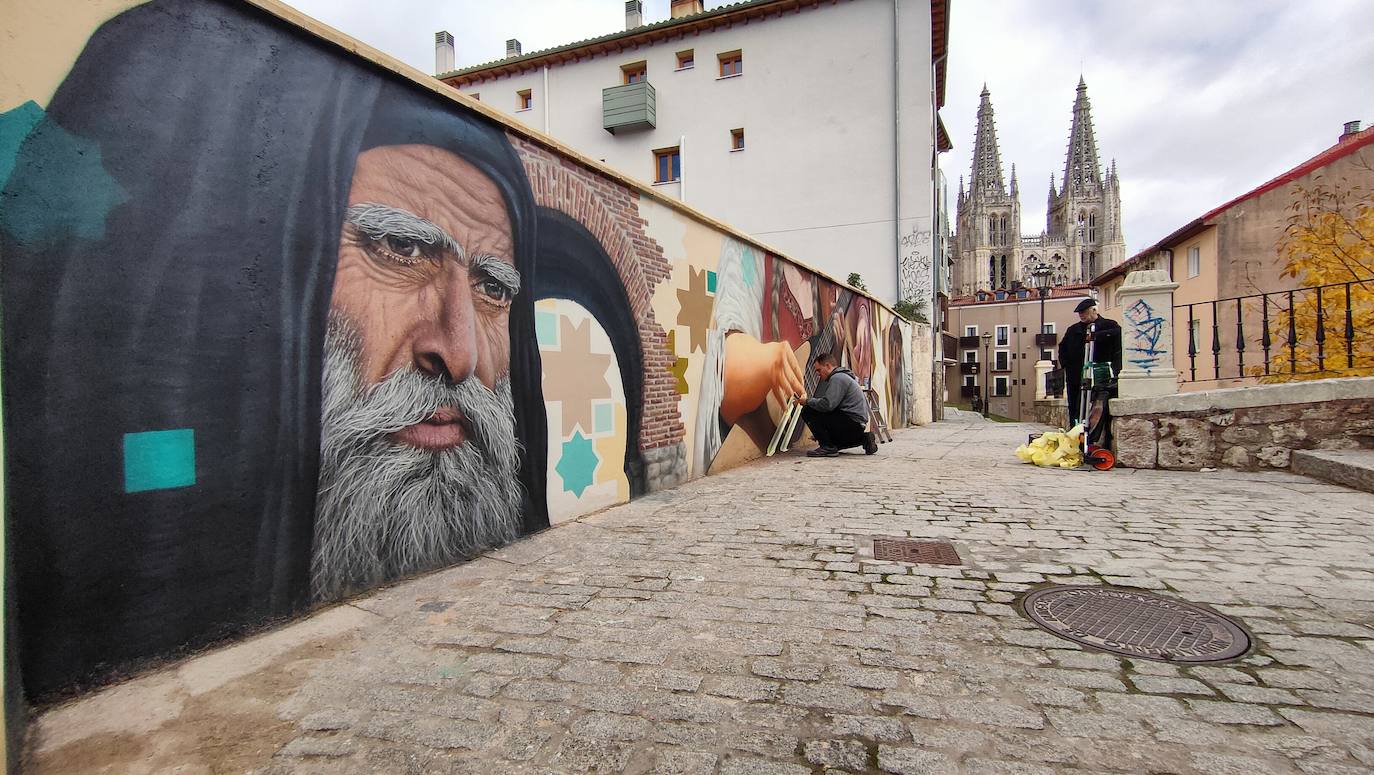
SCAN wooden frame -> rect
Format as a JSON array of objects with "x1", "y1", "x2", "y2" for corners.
[
  {"x1": 653, "y1": 146, "x2": 681, "y2": 183},
  {"x1": 516, "y1": 88, "x2": 532, "y2": 111},
  {"x1": 621, "y1": 60, "x2": 647, "y2": 84},
  {"x1": 730, "y1": 127, "x2": 744, "y2": 151},
  {"x1": 675, "y1": 49, "x2": 694, "y2": 70},
  {"x1": 718, "y1": 50, "x2": 742, "y2": 77}
]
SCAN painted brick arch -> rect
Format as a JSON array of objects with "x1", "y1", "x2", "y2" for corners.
[{"x1": 511, "y1": 135, "x2": 685, "y2": 453}]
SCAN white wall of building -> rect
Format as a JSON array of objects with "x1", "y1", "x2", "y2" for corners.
[{"x1": 453, "y1": 0, "x2": 935, "y2": 304}]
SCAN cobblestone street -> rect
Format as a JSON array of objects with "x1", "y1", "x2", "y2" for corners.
[{"x1": 31, "y1": 419, "x2": 1374, "y2": 775}]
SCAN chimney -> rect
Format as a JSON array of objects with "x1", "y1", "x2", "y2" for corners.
[
  {"x1": 1340, "y1": 120, "x2": 1364, "y2": 143},
  {"x1": 670, "y1": 0, "x2": 704, "y2": 19},
  {"x1": 625, "y1": 0, "x2": 643, "y2": 29},
  {"x1": 506, "y1": 38, "x2": 522, "y2": 58},
  {"x1": 434, "y1": 30, "x2": 455, "y2": 75}
]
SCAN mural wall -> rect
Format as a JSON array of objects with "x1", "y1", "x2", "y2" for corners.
[{"x1": 0, "y1": 0, "x2": 916, "y2": 699}]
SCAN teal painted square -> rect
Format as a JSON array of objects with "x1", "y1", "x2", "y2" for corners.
[
  {"x1": 593, "y1": 402, "x2": 614, "y2": 434},
  {"x1": 706, "y1": 270, "x2": 717, "y2": 294},
  {"x1": 536, "y1": 310, "x2": 558, "y2": 347},
  {"x1": 124, "y1": 429, "x2": 196, "y2": 493}
]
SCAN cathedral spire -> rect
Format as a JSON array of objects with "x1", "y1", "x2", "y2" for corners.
[
  {"x1": 1062, "y1": 78, "x2": 1102, "y2": 196},
  {"x1": 969, "y1": 85, "x2": 1007, "y2": 199},
  {"x1": 1009, "y1": 164, "x2": 1018, "y2": 196}
]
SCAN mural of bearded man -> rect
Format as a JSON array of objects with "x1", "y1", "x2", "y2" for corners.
[{"x1": 0, "y1": 0, "x2": 547, "y2": 697}]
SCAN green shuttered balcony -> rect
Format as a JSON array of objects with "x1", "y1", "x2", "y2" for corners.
[{"x1": 603, "y1": 81, "x2": 656, "y2": 134}]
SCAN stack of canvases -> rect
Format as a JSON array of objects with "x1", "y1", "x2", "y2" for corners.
[{"x1": 0, "y1": 0, "x2": 916, "y2": 701}]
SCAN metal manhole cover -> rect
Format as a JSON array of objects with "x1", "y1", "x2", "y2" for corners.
[
  {"x1": 872, "y1": 538, "x2": 962, "y2": 566},
  {"x1": 1021, "y1": 586, "x2": 1251, "y2": 663}
]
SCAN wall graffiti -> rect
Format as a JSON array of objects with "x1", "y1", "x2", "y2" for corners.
[
  {"x1": 1124, "y1": 298, "x2": 1169, "y2": 373},
  {"x1": 0, "y1": 0, "x2": 916, "y2": 698}
]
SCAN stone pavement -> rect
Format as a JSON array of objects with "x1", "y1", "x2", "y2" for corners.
[{"x1": 29, "y1": 419, "x2": 1374, "y2": 774}]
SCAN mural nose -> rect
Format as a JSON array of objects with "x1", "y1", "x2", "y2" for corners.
[{"x1": 415, "y1": 284, "x2": 478, "y2": 385}]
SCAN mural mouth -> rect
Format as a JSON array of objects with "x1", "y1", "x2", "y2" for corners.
[{"x1": 389, "y1": 407, "x2": 470, "y2": 450}]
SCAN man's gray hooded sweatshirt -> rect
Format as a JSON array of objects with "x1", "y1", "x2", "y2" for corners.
[{"x1": 805, "y1": 367, "x2": 869, "y2": 427}]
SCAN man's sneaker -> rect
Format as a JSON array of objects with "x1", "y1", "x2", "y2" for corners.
[
  {"x1": 806, "y1": 446, "x2": 839, "y2": 457},
  {"x1": 863, "y1": 432, "x2": 878, "y2": 455}
]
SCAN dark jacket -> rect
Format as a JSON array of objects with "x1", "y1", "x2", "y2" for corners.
[
  {"x1": 1059, "y1": 317, "x2": 1124, "y2": 382},
  {"x1": 806, "y1": 367, "x2": 869, "y2": 426}
]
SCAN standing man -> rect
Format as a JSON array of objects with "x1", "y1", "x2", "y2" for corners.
[
  {"x1": 800, "y1": 353, "x2": 879, "y2": 457},
  {"x1": 1057, "y1": 298, "x2": 1123, "y2": 440}
]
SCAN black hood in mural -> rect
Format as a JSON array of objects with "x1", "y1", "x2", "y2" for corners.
[{"x1": 0, "y1": 0, "x2": 546, "y2": 698}]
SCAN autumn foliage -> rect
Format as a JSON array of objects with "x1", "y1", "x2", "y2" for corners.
[{"x1": 1256, "y1": 160, "x2": 1374, "y2": 382}]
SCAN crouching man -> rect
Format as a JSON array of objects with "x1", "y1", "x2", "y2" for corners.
[{"x1": 801, "y1": 352, "x2": 878, "y2": 458}]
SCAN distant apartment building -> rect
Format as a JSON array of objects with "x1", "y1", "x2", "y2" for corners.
[
  {"x1": 944, "y1": 285, "x2": 1094, "y2": 420},
  {"x1": 1094, "y1": 120, "x2": 1374, "y2": 392},
  {"x1": 434, "y1": 0, "x2": 951, "y2": 307}
]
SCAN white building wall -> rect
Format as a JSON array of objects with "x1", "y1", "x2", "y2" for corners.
[{"x1": 455, "y1": 0, "x2": 935, "y2": 304}]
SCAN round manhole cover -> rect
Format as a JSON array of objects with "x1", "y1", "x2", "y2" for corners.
[{"x1": 1021, "y1": 586, "x2": 1251, "y2": 663}]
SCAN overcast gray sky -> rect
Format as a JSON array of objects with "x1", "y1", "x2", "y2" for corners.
[{"x1": 282, "y1": 0, "x2": 1374, "y2": 257}]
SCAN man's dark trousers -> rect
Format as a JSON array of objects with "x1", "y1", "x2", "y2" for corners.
[{"x1": 801, "y1": 407, "x2": 867, "y2": 450}]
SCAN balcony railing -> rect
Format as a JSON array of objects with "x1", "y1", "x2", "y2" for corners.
[
  {"x1": 959, "y1": 384, "x2": 978, "y2": 398},
  {"x1": 1034, "y1": 333, "x2": 1058, "y2": 347},
  {"x1": 958, "y1": 335, "x2": 980, "y2": 348},
  {"x1": 941, "y1": 333, "x2": 958, "y2": 358},
  {"x1": 1044, "y1": 368, "x2": 1065, "y2": 398},
  {"x1": 603, "y1": 81, "x2": 656, "y2": 134},
  {"x1": 958, "y1": 362, "x2": 979, "y2": 375},
  {"x1": 1173, "y1": 279, "x2": 1372, "y2": 383}
]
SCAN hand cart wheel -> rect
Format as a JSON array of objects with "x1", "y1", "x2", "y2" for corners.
[{"x1": 1086, "y1": 447, "x2": 1116, "y2": 471}]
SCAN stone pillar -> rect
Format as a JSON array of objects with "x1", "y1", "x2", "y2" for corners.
[
  {"x1": 1033, "y1": 359, "x2": 1053, "y2": 400},
  {"x1": 1116, "y1": 269, "x2": 1180, "y2": 399}
]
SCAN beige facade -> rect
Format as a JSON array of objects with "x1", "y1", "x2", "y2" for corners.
[
  {"x1": 944, "y1": 288, "x2": 1093, "y2": 420},
  {"x1": 1095, "y1": 123, "x2": 1374, "y2": 393}
]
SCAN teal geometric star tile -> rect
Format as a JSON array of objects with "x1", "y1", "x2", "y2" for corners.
[{"x1": 123, "y1": 429, "x2": 196, "y2": 493}]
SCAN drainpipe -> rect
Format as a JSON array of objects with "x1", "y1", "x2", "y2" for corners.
[
  {"x1": 930, "y1": 49, "x2": 947, "y2": 421},
  {"x1": 892, "y1": 0, "x2": 902, "y2": 308},
  {"x1": 542, "y1": 65, "x2": 550, "y2": 134}
]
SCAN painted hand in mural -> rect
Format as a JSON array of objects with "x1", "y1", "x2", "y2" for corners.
[{"x1": 720, "y1": 335, "x2": 806, "y2": 425}]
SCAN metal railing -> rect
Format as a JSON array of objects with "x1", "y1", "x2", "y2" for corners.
[
  {"x1": 1044, "y1": 368, "x2": 1065, "y2": 398},
  {"x1": 1174, "y1": 279, "x2": 1373, "y2": 383}
]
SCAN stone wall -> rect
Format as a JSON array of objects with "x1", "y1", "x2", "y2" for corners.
[
  {"x1": 1033, "y1": 398, "x2": 1069, "y2": 430},
  {"x1": 1111, "y1": 377, "x2": 1374, "y2": 471},
  {"x1": 911, "y1": 322, "x2": 934, "y2": 425}
]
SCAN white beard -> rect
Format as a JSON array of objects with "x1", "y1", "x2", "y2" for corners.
[{"x1": 310, "y1": 315, "x2": 522, "y2": 602}]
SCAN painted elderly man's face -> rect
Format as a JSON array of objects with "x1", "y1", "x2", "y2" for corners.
[{"x1": 311, "y1": 144, "x2": 524, "y2": 601}]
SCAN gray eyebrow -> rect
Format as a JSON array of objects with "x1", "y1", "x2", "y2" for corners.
[
  {"x1": 346, "y1": 202, "x2": 522, "y2": 295},
  {"x1": 472, "y1": 254, "x2": 522, "y2": 296},
  {"x1": 345, "y1": 203, "x2": 462, "y2": 255}
]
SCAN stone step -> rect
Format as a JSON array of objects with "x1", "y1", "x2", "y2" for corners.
[{"x1": 1291, "y1": 448, "x2": 1374, "y2": 493}]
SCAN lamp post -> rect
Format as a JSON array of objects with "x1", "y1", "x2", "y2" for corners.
[
  {"x1": 981, "y1": 331, "x2": 993, "y2": 418},
  {"x1": 1031, "y1": 261, "x2": 1054, "y2": 346}
]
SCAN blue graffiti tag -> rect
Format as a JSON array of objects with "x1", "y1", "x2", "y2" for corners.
[{"x1": 1124, "y1": 299, "x2": 1168, "y2": 373}]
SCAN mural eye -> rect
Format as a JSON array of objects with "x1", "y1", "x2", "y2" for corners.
[
  {"x1": 383, "y1": 235, "x2": 423, "y2": 260},
  {"x1": 477, "y1": 276, "x2": 513, "y2": 303}
]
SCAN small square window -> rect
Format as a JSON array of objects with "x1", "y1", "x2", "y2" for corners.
[
  {"x1": 676, "y1": 49, "x2": 694, "y2": 70},
  {"x1": 654, "y1": 147, "x2": 681, "y2": 183},
  {"x1": 730, "y1": 128, "x2": 744, "y2": 151},
  {"x1": 718, "y1": 50, "x2": 742, "y2": 77},
  {"x1": 516, "y1": 89, "x2": 532, "y2": 111},
  {"x1": 622, "y1": 61, "x2": 647, "y2": 84}
]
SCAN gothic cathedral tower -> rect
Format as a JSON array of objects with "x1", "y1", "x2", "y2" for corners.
[{"x1": 954, "y1": 79, "x2": 1125, "y2": 295}]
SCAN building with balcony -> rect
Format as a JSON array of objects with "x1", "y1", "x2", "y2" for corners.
[
  {"x1": 943, "y1": 284, "x2": 1093, "y2": 420},
  {"x1": 435, "y1": 0, "x2": 951, "y2": 307}
]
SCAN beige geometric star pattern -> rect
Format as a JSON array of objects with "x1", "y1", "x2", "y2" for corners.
[
  {"x1": 665, "y1": 330, "x2": 690, "y2": 395},
  {"x1": 540, "y1": 316, "x2": 614, "y2": 436},
  {"x1": 675, "y1": 266, "x2": 714, "y2": 354}
]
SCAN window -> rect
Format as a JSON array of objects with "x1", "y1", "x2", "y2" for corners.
[
  {"x1": 1088, "y1": 211, "x2": 1097, "y2": 242},
  {"x1": 995, "y1": 325, "x2": 1009, "y2": 346},
  {"x1": 718, "y1": 50, "x2": 742, "y2": 77},
  {"x1": 963, "y1": 375, "x2": 976, "y2": 388},
  {"x1": 1040, "y1": 349, "x2": 1053, "y2": 361},
  {"x1": 1042, "y1": 322, "x2": 1056, "y2": 334},
  {"x1": 622, "y1": 61, "x2": 647, "y2": 84},
  {"x1": 730, "y1": 128, "x2": 744, "y2": 151},
  {"x1": 516, "y1": 89, "x2": 532, "y2": 111},
  {"x1": 995, "y1": 351, "x2": 1010, "y2": 371},
  {"x1": 964, "y1": 325, "x2": 977, "y2": 337},
  {"x1": 994, "y1": 376, "x2": 1010, "y2": 397},
  {"x1": 963, "y1": 350, "x2": 976, "y2": 363},
  {"x1": 676, "y1": 49, "x2": 694, "y2": 70},
  {"x1": 653, "y1": 147, "x2": 681, "y2": 183},
  {"x1": 1188, "y1": 245, "x2": 1201, "y2": 278}
]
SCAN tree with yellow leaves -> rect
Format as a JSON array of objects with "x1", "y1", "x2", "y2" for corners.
[{"x1": 1256, "y1": 157, "x2": 1374, "y2": 382}]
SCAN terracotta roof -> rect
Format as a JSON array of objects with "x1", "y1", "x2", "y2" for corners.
[
  {"x1": 950, "y1": 283, "x2": 1093, "y2": 307},
  {"x1": 1093, "y1": 125, "x2": 1374, "y2": 287}
]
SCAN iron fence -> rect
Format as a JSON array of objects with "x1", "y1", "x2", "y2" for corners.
[{"x1": 1172, "y1": 279, "x2": 1373, "y2": 383}]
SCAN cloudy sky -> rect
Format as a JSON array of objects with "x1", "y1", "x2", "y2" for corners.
[{"x1": 282, "y1": 0, "x2": 1374, "y2": 256}]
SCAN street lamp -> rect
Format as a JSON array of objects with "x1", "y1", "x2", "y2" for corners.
[
  {"x1": 1031, "y1": 261, "x2": 1054, "y2": 345},
  {"x1": 981, "y1": 331, "x2": 993, "y2": 417}
]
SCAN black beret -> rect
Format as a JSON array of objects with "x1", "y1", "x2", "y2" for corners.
[{"x1": 1074, "y1": 298, "x2": 1097, "y2": 313}]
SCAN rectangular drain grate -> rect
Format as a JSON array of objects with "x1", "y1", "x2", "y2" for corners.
[{"x1": 872, "y1": 538, "x2": 962, "y2": 566}]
